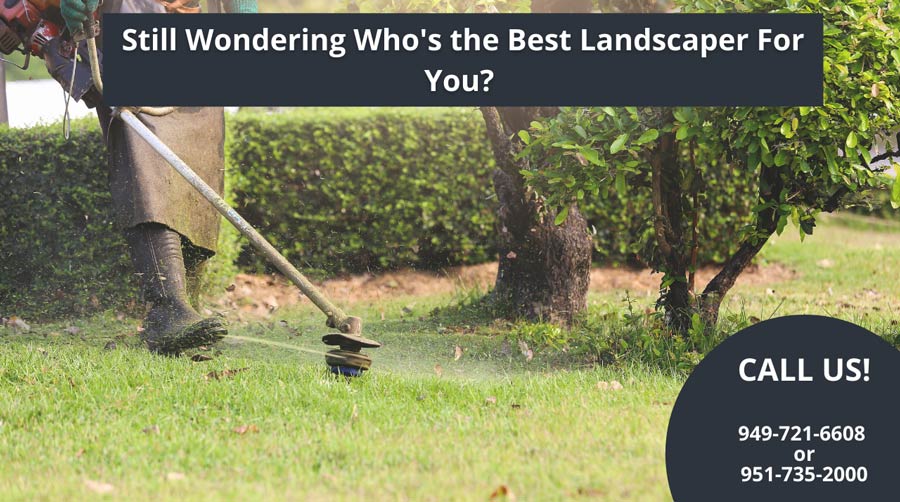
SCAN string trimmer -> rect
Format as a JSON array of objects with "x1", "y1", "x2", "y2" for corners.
[{"x1": 1, "y1": 1, "x2": 381, "y2": 376}]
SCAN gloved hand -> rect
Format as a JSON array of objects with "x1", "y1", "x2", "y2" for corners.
[
  {"x1": 60, "y1": 0, "x2": 100, "y2": 34},
  {"x1": 225, "y1": 0, "x2": 258, "y2": 14}
]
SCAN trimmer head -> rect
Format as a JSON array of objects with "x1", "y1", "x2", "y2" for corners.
[{"x1": 322, "y1": 333, "x2": 382, "y2": 377}]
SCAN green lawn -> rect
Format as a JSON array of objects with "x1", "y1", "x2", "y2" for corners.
[
  {"x1": 1, "y1": 214, "x2": 898, "y2": 500},
  {"x1": 0, "y1": 312, "x2": 679, "y2": 500}
]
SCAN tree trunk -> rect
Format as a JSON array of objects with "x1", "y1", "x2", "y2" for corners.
[
  {"x1": 480, "y1": 106, "x2": 592, "y2": 324},
  {"x1": 699, "y1": 164, "x2": 783, "y2": 326},
  {"x1": 469, "y1": 0, "x2": 595, "y2": 324},
  {"x1": 650, "y1": 130, "x2": 693, "y2": 331}
]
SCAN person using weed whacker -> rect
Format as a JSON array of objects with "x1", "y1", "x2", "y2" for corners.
[{"x1": 58, "y1": 0, "x2": 257, "y2": 355}]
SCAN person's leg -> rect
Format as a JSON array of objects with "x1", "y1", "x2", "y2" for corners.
[{"x1": 125, "y1": 222, "x2": 225, "y2": 355}]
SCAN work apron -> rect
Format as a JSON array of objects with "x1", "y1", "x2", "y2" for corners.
[{"x1": 97, "y1": 0, "x2": 224, "y2": 253}]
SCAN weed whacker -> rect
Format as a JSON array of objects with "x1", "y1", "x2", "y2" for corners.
[{"x1": 3, "y1": 3, "x2": 381, "y2": 375}]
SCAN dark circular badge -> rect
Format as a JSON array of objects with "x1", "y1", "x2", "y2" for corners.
[{"x1": 666, "y1": 315, "x2": 900, "y2": 502}]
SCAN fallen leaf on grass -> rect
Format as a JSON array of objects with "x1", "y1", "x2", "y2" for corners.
[
  {"x1": 489, "y1": 484, "x2": 516, "y2": 500},
  {"x1": 166, "y1": 472, "x2": 186, "y2": 481},
  {"x1": 816, "y1": 259, "x2": 834, "y2": 269},
  {"x1": 597, "y1": 380, "x2": 624, "y2": 391},
  {"x1": 485, "y1": 396, "x2": 497, "y2": 405},
  {"x1": 142, "y1": 425, "x2": 160, "y2": 435},
  {"x1": 225, "y1": 284, "x2": 236, "y2": 292},
  {"x1": 574, "y1": 487, "x2": 606, "y2": 497},
  {"x1": 75, "y1": 448, "x2": 85, "y2": 458},
  {"x1": 434, "y1": 364, "x2": 443, "y2": 377},
  {"x1": 191, "y1": 354, "x2": 213, "y2": 362},
  {"x1": 454, "y1": 345, "x2": 463, "y2": 361},
  {"x1": 84, "y1": 479, "x2": 114, "y2": 494},
  {"x1": 205, "y1": 368, "x2": 248, "y2": 381},
  {"x1": 233, "y1": 424, "x2": 259, "y2": 435}
]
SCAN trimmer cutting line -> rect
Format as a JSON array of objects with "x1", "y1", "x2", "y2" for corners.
[
  {"x1": 0, "y1": 2, "x2": 380, "y2": 375},
  {"x1": 225, "y1": 335, "x2": 382, "y2": 377}
]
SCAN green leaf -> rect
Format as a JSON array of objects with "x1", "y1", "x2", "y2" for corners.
[
  {"x1": 892, "y1": 170, "x2": 900, "y2": 209},
  {"x1": 846, "y1": 131, "x2": 858, "y2": 149},
  {"x1": 780, "y1": 122, "x2": 792, "y2": 137},
  {"x1": 574, "y1": 125, "x2": 587, "y2": 139},
  {"x1": 610, "y1": 134, "x2": 628, "y2": 154},
  {"x1": 615, "y1": 171, "x2": 626, "y2": 195},
  {"x1": 635, "y1": 129, "x2": 660, "y2": 145},
  {"x1": 774, "y1": 150, "x2": 789, "y2": 166},
  {"x1": 776, "y1": 215, "x2": 788, "y2": 235},
  {"x1": 518, "y1": 130, "x2": 531, "y2": 145},
  {"x1": 554, "y1": 206, "x2": 570, "y2": 226},
  {"x1": 580, "y1": 148, "x2": 600, "y2": 166},
  {"x1": 675, "y1": 126, "x2": 690, "y2": 141}
]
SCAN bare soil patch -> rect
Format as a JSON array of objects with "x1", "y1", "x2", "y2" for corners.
[{"x1": 213, "y1": 262, "x2": 797, "y2": 317}]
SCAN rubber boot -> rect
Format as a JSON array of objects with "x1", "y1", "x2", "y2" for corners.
[
  {"x1": 183, "y1": 242, "x2": 212, "y2": 309},
  {"x1": 126, "y1": 223, "x2": 226, "y2": 355}
]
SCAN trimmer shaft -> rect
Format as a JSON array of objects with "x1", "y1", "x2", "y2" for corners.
[{"x1": 322, "y1": 333, "x2": 382, "y2": 377}]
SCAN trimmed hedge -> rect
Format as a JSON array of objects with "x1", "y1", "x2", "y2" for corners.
[
  {"x1": 2, "y1": 107, "x2": 755, "y2": 319},
  {"x1": 228, "y1": 108, "x2": 497, "y2": 275},
  {"x1": 0, "y1": 119, "x2": 237, "y2": 319},
  {"x1": 0, "y1": 120, "x2": 137, "y2": 318}
]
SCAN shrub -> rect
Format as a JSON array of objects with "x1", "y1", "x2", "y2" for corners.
[
  {"x1": 0, "y1": 120, "x2": 138, "y2": 318},
  {"x1": 0, "y1": 119, "x2": 237, "y2": 319},
  {"x1": 227, "y1": 108, "x2": 499, "y2": 275}
]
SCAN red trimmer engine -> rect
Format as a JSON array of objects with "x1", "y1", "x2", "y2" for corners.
[
  {"x1": 1, "y1": 0, "x2": 102, "y2": 107},
  {"x1": 0, "y1": 0, "x2": 66, "y2": 59}
]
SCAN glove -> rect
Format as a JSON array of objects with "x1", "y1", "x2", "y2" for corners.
[
  {"x1": 60, "y1": 0, "x2": 100, "y2": 34},
  {"x1": 225, "y1": 0, "x2": 258, "y2": 14}
]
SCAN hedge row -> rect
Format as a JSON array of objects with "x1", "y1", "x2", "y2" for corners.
[
  {"x1": 228, "y1": 108, "x2": 498, "y2": 275},
  {"x1": 0, "y1": 121, "x2": 138, "y2": 318},
  {"x1": 1, "y1": 108, "x2": 754, "y2": 319},
  {"x1": 0, "y1": 119, "x2": 239, "y2": 319},
  {"x1": 229, "y1": 109, "x2": 756, "y2": 274}
]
